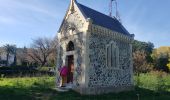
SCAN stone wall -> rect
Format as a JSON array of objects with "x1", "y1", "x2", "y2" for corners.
[{"x1": 88, "y1": 33, "x2": 133, "y2": 88}]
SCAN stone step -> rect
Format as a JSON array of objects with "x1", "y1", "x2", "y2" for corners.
[{"x1": 54, "y1": 87, "x2": 70, "y2": 92}]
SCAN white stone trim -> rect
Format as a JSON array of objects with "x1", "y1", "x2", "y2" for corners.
[{"x1": 91, "y1": 24, "x2": 133, "y2": 43}]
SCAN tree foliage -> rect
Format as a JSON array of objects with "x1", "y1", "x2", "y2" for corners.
[
  {"x1": 3, "y1": 44, "x2": 17, "y2": 66},
  {"x1": 152, "y1": 47, "x2": 170, "y2": 72},
  {"x1": 0, "y1": 48, "x2": 3, "y2": 60},
  {"x1": 132, "y1": 40, "x2": 154, "y2": 74},
  {"x1": 16, "y1": 47, "x2": 28, "y2": 66},
  {"x1": 167, "y1": 59, "x2": 170, "y2": 70},
  {"x1": 133, "y1": 50, "x2": 153, "y2": 74},
  {"x1": 132, "y1": 40, "x2": 154, "y2": 63}
]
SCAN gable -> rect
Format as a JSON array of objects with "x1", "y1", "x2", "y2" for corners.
[
  {"x1": 58, "y1": 0, "x2": 87, "y2": 34},
  {"x1": 58, "y1": 0, "x2": 132, "y2": 37}
]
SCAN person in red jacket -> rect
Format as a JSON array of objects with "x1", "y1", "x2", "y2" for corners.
[{"x1": 60, "y1": 66, "x2": 68, "y2": 87}]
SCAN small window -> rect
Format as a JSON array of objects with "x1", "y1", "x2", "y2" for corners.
[
  {"x1": 106, "y1": 41, "x2": 119, "y2": 68},
  {"x1": 67, "y1": 41, "x2": 74, "y2": 51}
]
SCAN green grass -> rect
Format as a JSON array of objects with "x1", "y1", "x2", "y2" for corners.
[
  {"x1": 1, "y1": 72, "x2": 170, "y2": 100},
  {"x1": 135, "y1": 71, "x2": 170, "y2": 92}
]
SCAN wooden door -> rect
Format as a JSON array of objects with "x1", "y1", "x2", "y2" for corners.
[{"x1": 67, "y1": 55, "x2": 74, "y2": 83}]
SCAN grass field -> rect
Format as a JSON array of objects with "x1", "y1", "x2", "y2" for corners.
[{"x1": 1, "y1": 72, "x2": 170, "y2": 100}]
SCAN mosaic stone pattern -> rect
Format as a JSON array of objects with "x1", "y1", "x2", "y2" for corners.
[{"x1": 88, "y1": 33, "x2": 133, "y2": 87}]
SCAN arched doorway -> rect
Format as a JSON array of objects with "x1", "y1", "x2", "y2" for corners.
[{"x1": 66, "y1": 41, "x2": 74, "y2": 83}]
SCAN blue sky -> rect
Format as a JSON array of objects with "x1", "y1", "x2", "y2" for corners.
[{"x1": 0, "y1": 0, "x2": 170, "y2": 48}]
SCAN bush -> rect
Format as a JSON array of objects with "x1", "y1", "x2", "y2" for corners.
[
  {"x1": 38, "y1": 67, "x2": 50, "y2": 71},
  {"x1": 0, "y1": 66, "x2": 55, "y2": 77},
  {"x1": 0, "y1": 66, "x2": 37, "y2": 77},
  {"x1": 135, "y1": 71, "x2": 170, "y2": 92}
]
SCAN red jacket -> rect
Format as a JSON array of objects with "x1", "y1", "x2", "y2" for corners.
[{"x1": 60, "y1": 66, "x2": 68, "y2": 76}]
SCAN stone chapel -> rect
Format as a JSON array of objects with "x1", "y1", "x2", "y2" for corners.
[{"x1": 56, "y1": 0, "x2": 134, "y2": 94}]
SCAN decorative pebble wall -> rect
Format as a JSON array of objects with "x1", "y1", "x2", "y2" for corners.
[{"x1": 88, "y1": 33, "x2": 133, "y2": 87}]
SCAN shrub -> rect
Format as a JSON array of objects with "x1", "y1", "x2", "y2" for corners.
[{"x1": 135, "y1": 71, "x2": 169, "y2": 92}]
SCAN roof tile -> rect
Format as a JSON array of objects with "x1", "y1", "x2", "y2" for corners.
[{"x1": 77, "y1": 3, "x2": 130, "y2": 36}]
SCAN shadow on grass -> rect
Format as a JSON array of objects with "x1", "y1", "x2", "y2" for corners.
[
  {"x1": 50, "y1": 87, "x2": 170, "y2": 100},
  {"x1": 0, "y1": 85, "x2": 170, "y2": 100}
]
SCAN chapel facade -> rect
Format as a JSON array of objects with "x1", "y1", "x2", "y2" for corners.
[{"x1": 56, "y1": 0, "x2": 134, "y2": 94}]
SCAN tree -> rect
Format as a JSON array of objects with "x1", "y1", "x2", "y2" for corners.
[
  {"x1": 132, "y1": 40, "x2": 154, "y2": 63},
  {"x1": 152, "y1": 47, "x2": 170, "y2": 72},
  {"x1": 3, "y1": 44, "x2": 16, "y2": 66},
  {"x1": 28, "y1": 37, "x2": 57, "y2": 67},
  {"x1": 0, "y1": 48, "x2": 3, "y2": 61},
  {"x1": 16, "y1": 47, "x2": 29, "y2": 66},
  {"x1": 167, "y1": 59, "x2": 170, "y2": 70},
  {"x1": 152, "y1": 47, "x2": 170, "y2": 58},
  {"x1": 154, "y1": 54, "x2": 169, "y2": 72},
  {"x1": 48, "y1": 36, "x2": 58, "y2": 67},
  {"x1": 133, "y1": 50, "x2": 152, "y2": 74}
]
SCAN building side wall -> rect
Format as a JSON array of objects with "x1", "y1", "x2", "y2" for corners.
[{"x1": 87, "y1": 32, "x2": 133, "y2": 88}]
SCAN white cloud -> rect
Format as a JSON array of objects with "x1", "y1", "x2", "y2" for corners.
[
  {"x1": 12, "y1": 0, "x2": 57, "y2": 18},
  {"x1": 0, "y1": 0, "x2": 62, "y2": 25}
]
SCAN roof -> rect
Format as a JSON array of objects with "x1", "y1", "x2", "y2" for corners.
[{"x1": 77, "y1": 3, "x2": 131, "y2": 36}]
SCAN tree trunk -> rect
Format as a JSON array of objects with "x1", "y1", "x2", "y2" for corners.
[
  {"x1": 41, "y1": 59, "x2": 46, "y2": 67},
  {"x1": 6, "y1": 53, "x2": 9, "y2": 66},
  {"x1": 13, "y1": 54, "x2": 17, "y2": 66}
]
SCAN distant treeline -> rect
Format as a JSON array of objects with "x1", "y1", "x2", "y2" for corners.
[{"x1": 0, "y1": 66, "x2": 55, "y2": 77}]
